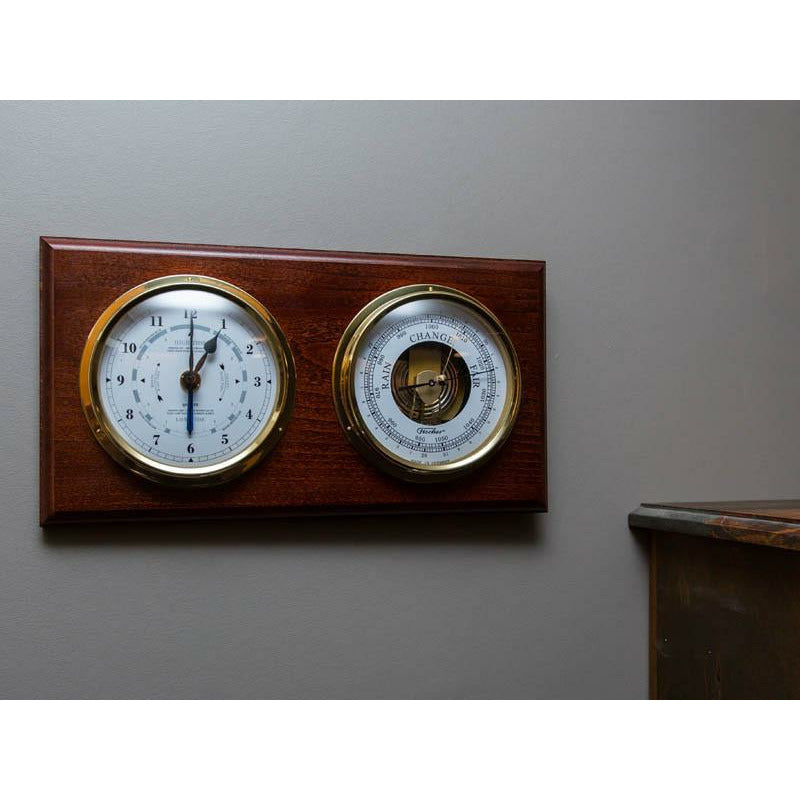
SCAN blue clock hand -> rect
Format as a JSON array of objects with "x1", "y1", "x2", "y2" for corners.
[{"x1": 187, "y1": 388, "x2": 194, "y2": 434}]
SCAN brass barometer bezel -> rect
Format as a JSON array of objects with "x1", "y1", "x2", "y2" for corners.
[
  {"x1": 79, "y1": 274, "x2": 295, "y2": 487},
  {"x1": 332, "y1": 284, "x2": 522, "y2": 483}
]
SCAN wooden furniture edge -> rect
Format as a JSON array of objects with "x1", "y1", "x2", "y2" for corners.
[
  {"x1": 650, "y1": 533, "x2": 657, "y2": 699},
  {"x1": 629, "y1": 503, "x2": 800, "y2": 552}
]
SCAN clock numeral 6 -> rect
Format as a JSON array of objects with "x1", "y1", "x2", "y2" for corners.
[{"x1": 187, "y1": 443, "x2": 195, "y2": 454}]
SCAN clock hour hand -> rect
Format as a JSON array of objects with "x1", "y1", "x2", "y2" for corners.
[
  {"x1": 183, "y1": 327, "x2": 221, "y2": 434},
  {"x1": 194, "y1": 330, "x2": 221, "y2": 373},
  {"x1": 183, "y1": 320, "x2": 221, "y2": 434}
]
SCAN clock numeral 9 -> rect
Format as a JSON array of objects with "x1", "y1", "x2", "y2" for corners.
[{"x1": 116, "y1": 375, "x2": 125, "y2": 385}]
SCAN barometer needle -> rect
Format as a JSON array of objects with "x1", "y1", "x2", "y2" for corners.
[
  {"x1": 398, "y1": 376, "x2": 453, "y2": 391},
  {"x1": 442, "y1": 345, "x2": 454, "y2": 374}
]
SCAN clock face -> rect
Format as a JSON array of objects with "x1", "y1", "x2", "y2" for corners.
[
  {"x1": 80, "y1": 275, "x2": 294, "y2": 485},
  {"x1": 332, "y1": 285, "x2": 521, "y2": 482}
]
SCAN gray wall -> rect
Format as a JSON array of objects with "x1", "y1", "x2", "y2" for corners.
[{"x1": 1, "y1": 102, "x2": 798, "y2": 698}]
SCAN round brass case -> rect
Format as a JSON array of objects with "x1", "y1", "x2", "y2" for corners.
[
  {"x1": 79, "y1": 274, "x2": 295, "y2": 487},
  {"x1": 332, "y1": 284, "x2": 521, "y2": 482}
]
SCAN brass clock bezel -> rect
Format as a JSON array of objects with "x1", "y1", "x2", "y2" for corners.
[
  {"x1": 331, "y1": 284, "x2": 522, "y2": 483},
  {"x1": 79, "y1": 274, "x2": 295, "y2": 487}
]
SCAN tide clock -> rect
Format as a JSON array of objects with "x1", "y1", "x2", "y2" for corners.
[
  {"x1": 79, "y1": 274, "x2": 295, "y2": 486},
  {"x1": 332, "y1": 285, "x2": 521, "y2": 482}
]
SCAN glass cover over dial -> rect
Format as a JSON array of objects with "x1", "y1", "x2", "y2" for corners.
[
  {"x1": 80, "y1": 275, "x2": 294, "y2": 485},
  {"x1": 332, "y1": 285, "x2": 521, "y2": 481}
]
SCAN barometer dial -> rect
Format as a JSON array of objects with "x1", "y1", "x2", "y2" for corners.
[
  {"x1": 332, "y1": 285, "x2": 521, "y2": 482},
  {"x1": 80, "y1": 275, "x2": 294, "y2": 486}
]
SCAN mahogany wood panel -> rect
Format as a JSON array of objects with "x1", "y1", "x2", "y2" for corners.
[{"x1": 40, "y1": 238, "x2": 546, "y2": 524}]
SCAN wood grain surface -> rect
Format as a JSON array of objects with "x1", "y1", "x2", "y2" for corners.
[
  {"x1": 630, "y1": 501, "x2": 800, "y2": 552},
  {"x1": 649, "y1": 532, "x2": 800, "y2": 699},
  {"x1": 40, "y1": 237, "x2": 546, "y2": 524},
  {"x1": 632, "y1": 500, "x2": 800, "y2": 698}
]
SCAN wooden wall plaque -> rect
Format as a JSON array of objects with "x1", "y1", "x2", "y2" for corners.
[{"x1": 40, "y1": 237, "x2": 546, "y2": 524}]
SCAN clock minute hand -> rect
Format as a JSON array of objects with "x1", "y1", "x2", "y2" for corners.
[
  {"x1": 189, "y1": 315, "x2": 195, "y2": 371},
  {"x1": 187, "y1": 315, "x2": 195, "y2": 434},
  {"x1": 194, "y1": 330, "x2": 221, "y2": 373}
]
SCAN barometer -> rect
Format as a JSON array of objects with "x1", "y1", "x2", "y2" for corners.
[
  {"x1": 332, "y1": 285, "x2": 521, "y2": 482},
  {"x1": 79, "y1": 274, "x2": 295, "y2": 486}
]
